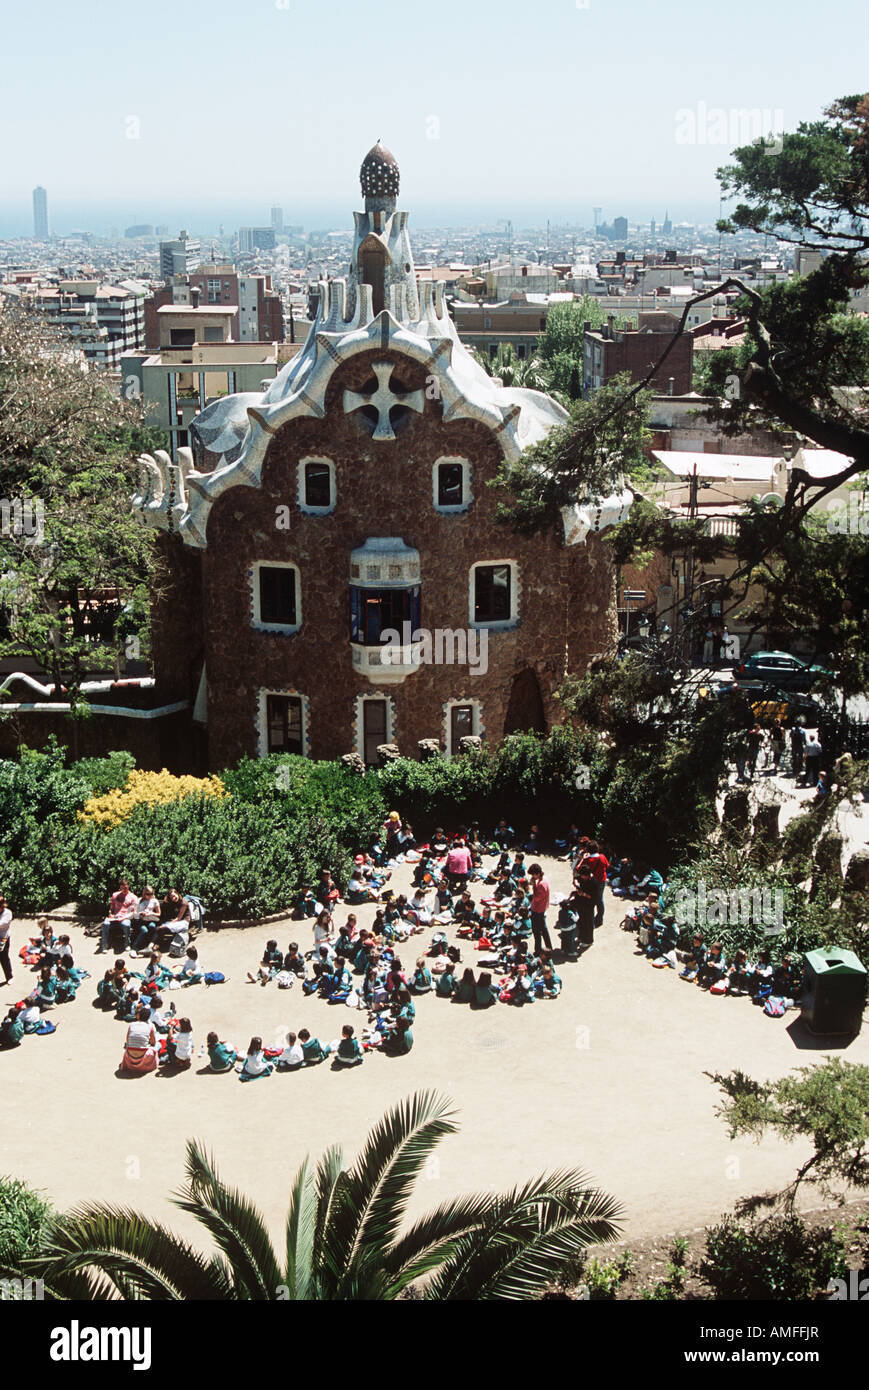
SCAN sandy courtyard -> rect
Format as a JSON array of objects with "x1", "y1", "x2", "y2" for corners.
[{"x1": 2, "y1": 851, "x2": 867, "y2": 1261}]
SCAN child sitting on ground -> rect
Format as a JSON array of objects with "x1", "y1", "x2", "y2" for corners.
[
  {"x1": 0, "y1": 1005, "x2": 24, "y2": 1048},
  {"x1": 728, "y1": 949, "x2": 752, "y2": 996},
  {"x1": 698, "y1": 942, "x2": 727, "y2": 990},
  {"x1": 410, "y1": 957, "x2": 433, "y2": 993},
  {"x1": 334, "y1": 1023, "x2": 364, "y2": 1067},
  {"x1": 276, "y1": 1031, "x2": 304, "y2": 1070},
  {"x1": 176, "y1": 945, "x2": 204, "y2": 986},
  {"x1": 248, "y1": 940, "x2": 283, "y2": 986},
  {"x1": 207, "y1": 1031, "x2": 237, "y2": 1073},
  {"x1": 534, "y1": 962, "x2": 563, "y2": 998},
  {"x1": 298, "y1": 1028, "x2": 330, "y2": 1065},
  {"x1": 679, "y1": 934, "x2": 706, "y2": 981},
  {"x1": 163, "y1": 1016, "x2": 193, "y2": 1068},
  {"x1": 238, "y1": 1036, "x2": 273, "y2": 1081},
  {"x1": 283, "y1": 941, "x2": 307, "y2": 978}
]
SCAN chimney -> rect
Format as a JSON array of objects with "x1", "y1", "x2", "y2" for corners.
[
  {"x1": 190, "y1": 286, "x2": 201, "y2": 309},
  {"x1": 668, "y1": 376, "x2": 675, "y2": 396},
  {"x1": 607, "y1": 314, "x2": 615, "y2": 339}
]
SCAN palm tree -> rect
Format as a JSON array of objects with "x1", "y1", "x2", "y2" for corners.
[{"x1": 29, "y1": 1091, "x2": 622, "y2": 1299}]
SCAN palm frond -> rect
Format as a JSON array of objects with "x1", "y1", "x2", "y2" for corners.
[
  {"x1": 425, "y1": 1172, "x2": 623, "y2": 1300},
  {"x1": 381, "y1": 1191, "x2": 503, "y2": 1290},
  {"x1": 324, "y1": 1091, "x2": 457, "y2": 1274},
  {"x1": 173, "y1": 1140, "x2": 282, "y2": 1299},
  {"x1": 283, "y1": 1157, "x2": 317, "y2": 1300},
  {"x1": 32, "y1": 1207, "x2": 233, "y2": 1300}
]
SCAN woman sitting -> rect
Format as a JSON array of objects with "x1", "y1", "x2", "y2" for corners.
[
  {"x1": 207, "y1": 1031, "x2": 237, "y2": 1074},
  {"x1": 239, "y1": 1036, "x2": 274, "y2": 1081},
  {"x1": 120, "y1": 1007, "x2": 158, "y2": 1074},
  {"x1": 159, "y1": 888, "x2": 193, "y2": 957},
  {"x1": 406, "y1": 887, "x2": 434, "y2": 928}
]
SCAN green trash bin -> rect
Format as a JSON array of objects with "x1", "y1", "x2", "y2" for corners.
[{"x1": 800, "y1": 949, "x2": 867, "y2": 1036}]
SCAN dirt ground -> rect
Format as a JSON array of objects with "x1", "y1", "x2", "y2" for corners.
[{"x1": 2, "y1": 851, "x2": 867, "y2": 1260}]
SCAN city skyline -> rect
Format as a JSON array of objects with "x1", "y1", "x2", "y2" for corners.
[{"x1": 4, "y1": 0, "x2": 867, "y2": 237}]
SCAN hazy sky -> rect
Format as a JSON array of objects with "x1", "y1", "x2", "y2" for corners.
[{"x1": 3, "y1": 0, "x2": 867, "y2": 234}]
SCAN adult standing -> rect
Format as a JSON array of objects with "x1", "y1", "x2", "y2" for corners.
[
  {"x1": 746, "y1": 724, "x2": 764, "y2": 781},
  {"x1": 444, "y1": 838, "x2": 473, "y2": 893},
  {"x1": 769, "y1": 720, "x2": 785, "y2": 773},
  {"x1": 803, "y1": 731, "x2": 823, "y2": 787},
  {"x1": 528, "y1": 864, "x2": 553, "y2": 954},
  {"x1": 578, "y1": 841, "x2": 610, "y2": 929},
  {"x1": 0, "y1": 895, "x2": 12, "y2": 986}
]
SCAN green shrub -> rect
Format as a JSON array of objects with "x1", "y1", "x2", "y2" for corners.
[
  {"x1": 70, "y1": 750, "x2": 136, "y2": 797},
  {"x1": 0, "y1": 1177, "x2": 54, "y2": 1274},
  {"x1": 579, "y1": 1250, "x2": 634, "y2": 1300},
  {"x1": 699, "y1": 1214, "x2": 846, "y2": 1300}
]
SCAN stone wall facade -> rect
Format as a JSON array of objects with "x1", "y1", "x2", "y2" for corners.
[{"x1": 152, "y1": 343, "x2": 617, "y2": 770}]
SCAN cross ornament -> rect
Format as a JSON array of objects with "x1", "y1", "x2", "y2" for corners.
[{"x1": 343, "y1": 361, "x2": 425, "y2": 441}]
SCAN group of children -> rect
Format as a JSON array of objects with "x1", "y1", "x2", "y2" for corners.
[
  {"x1": 0, "y1": 919, "x2": 90, "y2": 1049},
  {"x1": 621, "y1": 891, "x2": 804, "y2": 1010}
]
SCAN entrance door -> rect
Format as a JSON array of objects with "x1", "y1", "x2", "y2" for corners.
[
  {"x1": 450, "y1": 704, "x2": 474, "y2": 754},
  {"x1": 362, "y1": 699, "x2": 388, "y2": 766}
]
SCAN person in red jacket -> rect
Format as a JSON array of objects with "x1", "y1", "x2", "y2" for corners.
[{"x1": 576, "y1": 842, "x2": 609, "y2": 929}]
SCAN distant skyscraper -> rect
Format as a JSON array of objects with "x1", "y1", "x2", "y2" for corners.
[
  {"x1": 270, "y1": 206, "x2": 283, "y2": 231},
  {"x1": 650, "y1": 218, "x2": 656, "y2": 237},
  {"x1": 33, "y1": 186, "x2": 49, "y2": 240},
  {"x1": 613, "y1": 216, "x2": 628, "y2": 240},
  {"x1": 592, "y1": 207, "x2": 602, "y2": 229},
  {"x1": 663, "y1": 209, "x2": 672, "y2": 236},
  {"x1": 159, "y1": 229, "x2": 201, "y2": 278}
]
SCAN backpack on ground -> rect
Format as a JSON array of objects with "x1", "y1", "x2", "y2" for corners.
[{"x1": 204, "y1": 971, "x2": 225, "y2": 986}]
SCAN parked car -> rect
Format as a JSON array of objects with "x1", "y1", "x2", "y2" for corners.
[{"x1": 734, "y1": 651, "x2": 834, "y2": 691}]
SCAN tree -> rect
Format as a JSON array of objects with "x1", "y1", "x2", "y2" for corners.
[
  {"x1": 29, "y1": 1091, "x2": 623, "y2": 1300},
  {"x1": 0, "y1": 304, "x2": 161, "y2": 716},
  {"x1": 698, "y1": 94, "x2": 869, "y2": 512},
  {"x1": 490, "y1": 374, "x2": 653, "y2": 536},
  {"x1": 706, "y1": 1058, "x2": 869, "y2": 1210}
]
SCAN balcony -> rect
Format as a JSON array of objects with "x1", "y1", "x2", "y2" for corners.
[{"x1": 351, "y1": 640, "x2": 424, "y2": 684}]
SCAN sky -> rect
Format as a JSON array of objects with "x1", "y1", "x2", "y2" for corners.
[{"x1": 2, "y1": 0, "x2": 868, "y2": 236}]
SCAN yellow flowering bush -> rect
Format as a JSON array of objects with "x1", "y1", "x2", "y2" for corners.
[{"x1": 78, "y1": 768, "x2": 228, "y2": 830}]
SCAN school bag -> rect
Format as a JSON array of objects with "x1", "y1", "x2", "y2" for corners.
[
  {"x1": 763, "y1": 995, "x2": 787, "y2": 1017},
  {"x1": 204, "y1": 971, "x2": 226, "y2": 986},
  {"x1": 183, "y1": 894, "x2": 205, "y2": 925}
]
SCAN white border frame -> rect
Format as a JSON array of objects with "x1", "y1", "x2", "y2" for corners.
[
  {"x1": 468, "y1": 559, "x2": 520, "y2": 631},
  {"x1": 297, "y1": 455, "x2": 337, "y2": 515},
  {"x1": 256, "y1": 687, "x2": 311, "y2": 759},
  {"x1": 432, "y1": 456, "x2": 473, "y2": 514},
  {"x1": 250, "y1": 560, "x2": 302, "y2": 634}
]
